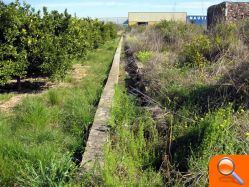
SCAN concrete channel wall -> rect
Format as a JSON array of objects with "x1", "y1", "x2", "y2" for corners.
[{"x1": 79, "y1": 37, "x2": 123, "y2": 173}]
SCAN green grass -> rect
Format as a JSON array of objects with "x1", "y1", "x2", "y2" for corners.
[
  {"x1": 0, "y1": 39, "x2": 119, "y2": 186},
  {"x1": 98, "y1": 86, "x2": 162, "y2": 186},
  {"x1": 135, "y1": 50, "x2": 153, "y2": 63},
  {"x1": 0, "y1": 93, "x2": 13, "y2": 103},
  {"x1": 168, "y1": 104, "x2": 247, "y2": 185}
]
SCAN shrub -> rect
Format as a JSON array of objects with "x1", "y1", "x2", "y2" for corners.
[
  {"x1": 182, "y1": 35, "x2": 211, "y2": 67},
  {"x1": 210, "y1": 23, "x2": 239, "y2": 51},
  {"x1": 143, "y1": 28, "x2": 164, "y2": 52},
  {"x1": 136, "y1": 51, "x2": 152, "y2": 63},
  {"x1": 126, "y1": 27, "x2": 163, "y2": 53},
  {"x1": 156, "y1": 21, "x2": 182, "y2": 44},
  {"x1": 186, "y1": 106, "x2": 242, "y2": 185},
  {"x1": 125, "y1": 35, "x2": 145, "y2": 53},
  {"x1": 156, "y1": 21, "x2": 204, "y2": 49},
  {"x1": 239, "y1": 20, "x2": 249, "y2": 46},
  {"x1": 220, "y1": 61, "x2": 249, "y2": 96}
]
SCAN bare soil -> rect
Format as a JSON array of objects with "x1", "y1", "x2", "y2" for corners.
[{"x1": 0, "y1": 64, "x2": 88, "y2": 113}]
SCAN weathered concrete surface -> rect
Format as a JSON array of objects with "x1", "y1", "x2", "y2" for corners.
[
  {"x1": 207, "y1": 2, "x2": 249, "y2": 28},
  {"x1": 79, "y1": 37, "x2": 123, "y2": 172}
]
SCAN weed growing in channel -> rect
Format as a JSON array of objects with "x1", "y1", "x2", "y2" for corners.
[
  {"x1": 101, "y1": 86, "x2": 163, "y2": 186},
  {"x1": 136, "y1": 51, "x2": 153, "y2": 63},
  {"x1": 126, "y1": 20, "x2": 249, "y2": 186},
  {"x1": 182, "y1": 34, "x2": 211, "y2": 68}
]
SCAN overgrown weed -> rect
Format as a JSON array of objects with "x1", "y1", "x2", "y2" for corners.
[
  {"x1": 125, "y1": 20, "x2": 249, "y2": 186},
  {"x1": 102, "y1": 86, "x2": 163, "y2": 186}
]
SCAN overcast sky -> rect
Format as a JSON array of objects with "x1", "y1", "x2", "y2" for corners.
[{"x1": 2, "y1": 0, "x2": 248, "y2": 18}]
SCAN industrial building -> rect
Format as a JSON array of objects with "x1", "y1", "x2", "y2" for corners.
[
  {"x1": 100, "y1": 13, "x2": 209, "y2": 27},
  {"x1": 207, "y1": 2, "x2": 249, "y2": 28},
  {"x1": 128, "y1": 12, "x2": 187, "y2": 26}
]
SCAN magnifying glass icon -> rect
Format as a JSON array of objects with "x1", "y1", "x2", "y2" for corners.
[{"x1": 217, "y1": 157, "x2": 244, "y2": 185}]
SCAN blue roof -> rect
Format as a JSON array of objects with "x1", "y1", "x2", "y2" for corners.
[{"x1": 187, "y1": 15, "x2": 207, "y2": 25}]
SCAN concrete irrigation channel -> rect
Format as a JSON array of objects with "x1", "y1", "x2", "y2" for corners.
[{"x1": 79, "y1": 36, "x2": 123, "y2": 174}]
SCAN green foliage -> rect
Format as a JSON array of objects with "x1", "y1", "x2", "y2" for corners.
[
  {"x1": 0, "y1": 1, "x2": 117, "y2": 85},
  {"x1": 13, "y1": 98, "x2": 51, "y2": 130},
  {"x1": 136, "y1": 50, "x2": 153, "y2": 63},
  {"x1": 101, "y1": 86, "x2": 163, "y2": 186},
  {"x1": 16, "y1": 154, "x2": 76, "y2": 187},
  {"x1": 239, "y1": 20, "x2": 249, "y2": 46},
  {"x1": 157, "y1": 21, "x2": 184, "y2": 43},
  {"x1": 48, "y1": 89, "x2": 62, "y2": 106},
  {"x1": 185, "y1": 106, "x2": 243, "y2": 185},
  {"x1": 101, "y1": 22, "x2": 118, "y2": 41},
  {"x1": 200, "y1": 106, "x2": 239, "y2": 156},
  {"x1": 61, "y1": 90, "x2": 95, "y2": 137},
  {"x1": 126, "y1": 19, "x2": 248, "y2": 186},
  {"x1": 156, "y1": 20, "x2": 203, "y2": 45},
  {"x1": 183, "y1": 34, "x2": 211, "y2": 67},
  {"x1": 0, "y1": 39, "x2": 118, "y2": 186},
  {"x1": 211, "y1": 22, "x2": 238, "y2": 50},
  {"x1": 0, "y1": 93, "x2": 13, "y2": 102}
]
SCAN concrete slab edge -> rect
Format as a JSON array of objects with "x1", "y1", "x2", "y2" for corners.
[{"x1": 79, "y1": 36, "x2": 123, "y2": 174}]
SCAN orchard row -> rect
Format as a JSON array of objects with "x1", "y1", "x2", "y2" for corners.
[{"x1": 0, "y1": 1, "x2": 117, "y2": 87}]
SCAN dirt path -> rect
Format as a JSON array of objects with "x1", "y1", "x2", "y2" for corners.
[
  {"x1": 0, "y1": 94, "x2": 27, "y2": 113},
  {"x1": 0, "y1": 64, "x2": 88, "y2": 113},
  {"x1": 72, "y1": 64, "x2": 89, "y2": 80}
]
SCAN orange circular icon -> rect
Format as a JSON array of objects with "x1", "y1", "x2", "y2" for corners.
[{"x1": 217, "y1": 157, "x2": 235, "y2": 175}]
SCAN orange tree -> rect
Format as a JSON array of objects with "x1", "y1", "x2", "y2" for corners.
[{"x1": 0, "y1": 1, "x2": 117, "y2": 87}]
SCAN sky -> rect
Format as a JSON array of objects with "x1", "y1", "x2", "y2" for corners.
[{"x1": 2, "y1": 0, "x2": 248, "y2": 18}]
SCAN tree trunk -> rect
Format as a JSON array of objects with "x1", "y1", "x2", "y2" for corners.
[{"x1": 17, "y1": 76, "x2": 21, "y2": 91}]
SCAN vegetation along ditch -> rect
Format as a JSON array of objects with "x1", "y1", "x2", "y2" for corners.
[
  {"x1": 1, "y1": 1, "x2": 249, "y2": 187},
  {"x1": 85, "y1": 20, "x2": 249, "y2": 186}
]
